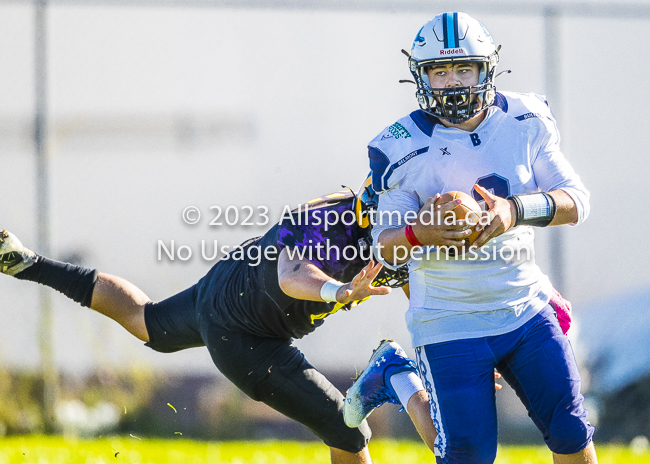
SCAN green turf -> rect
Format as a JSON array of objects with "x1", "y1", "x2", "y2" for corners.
[{"x1": 0, "y1": 437, "x2": 648, "y2": 463}]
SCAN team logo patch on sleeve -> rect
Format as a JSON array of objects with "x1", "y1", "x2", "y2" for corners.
[{"x1": 387, "y1": 122, "x2": 411, "y2": 139}]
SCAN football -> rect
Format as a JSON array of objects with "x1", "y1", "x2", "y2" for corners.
[{"x1": 434, "y1": 191, "x2": 483, "y2": 248}]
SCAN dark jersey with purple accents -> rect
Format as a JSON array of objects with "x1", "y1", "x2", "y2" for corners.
[
  {"x1": 277, "y1": 193, "x2": 367, "y2": 281},
  {"x1": 194, "y1": 191, "x2": 370, "y2": 340}
]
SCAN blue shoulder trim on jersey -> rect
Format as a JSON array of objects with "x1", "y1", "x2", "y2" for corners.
[
  {"x1": 409, "y1": 110, "x2": 438, "y2": 137},
  {"x1": 392, "y1": 147, "x2": 429, "y2": 169},
  {"x1": 494, "y1": 92, "x2": 508, "y2": 113},
  {"x1": 369, "y1": 146, "x2": 392, "y2": 193},
  {"x1": 369, "y1": 146, "x2": 430, "y2": 194},
  {"x1": 515, "y1": 112, "x2": 544, "y2": 121}
]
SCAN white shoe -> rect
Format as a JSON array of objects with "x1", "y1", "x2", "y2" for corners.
[{"x1": 0, "y1": 230, "x2": 36, "y2": 276}]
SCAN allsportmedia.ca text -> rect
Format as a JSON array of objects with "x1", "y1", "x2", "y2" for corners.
[
  {"x1": 273, "y1": 205, "x2": 486, "y2": 231},
  {"x1": 180, "y1": 203, "x2": 488, "y2": 230},
  {"x1": 157, "y1": 239, "x2": 532, "y2": 266}
]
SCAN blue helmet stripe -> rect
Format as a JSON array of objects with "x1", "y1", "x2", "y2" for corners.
[
  {"x1": 453, "y1": 12, "x2": 460, "y2": 48},
  {"x1": 444, "y1": 13, "x2": 456, "y2": 48},
  {"x1": 442, "y1": 13, "x2": 450, "y2": 48}
]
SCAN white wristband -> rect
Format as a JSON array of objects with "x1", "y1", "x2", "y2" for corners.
[
  {"x1": 320, "y1": 280, "x2": 344, "y2": 303},
  {"x1": 519, "y1": 193, "x2": 551, "y2": 220}
]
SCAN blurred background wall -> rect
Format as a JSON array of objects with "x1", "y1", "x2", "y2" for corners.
[{"x1": 0, "y1": 0, "x2": 649, "y2": 442}]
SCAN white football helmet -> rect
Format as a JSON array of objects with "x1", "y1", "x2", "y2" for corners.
[{"x1": 408, "y1": 12, "x2": 499, "y2": 124}]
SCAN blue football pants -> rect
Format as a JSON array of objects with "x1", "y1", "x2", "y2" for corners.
[{"x1": 416, "y1": 305, "x2": 594, "y2": 464}]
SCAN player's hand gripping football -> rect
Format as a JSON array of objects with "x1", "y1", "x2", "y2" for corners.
[
  {"x1": 410, "y1": 194, "x2": 473, "y2": 248},
  {"x1": 336, "y1": 261, "x2": 391, "y2": 305},
  {"x1": 472, "y1": 184, "x2": 516, "y2": 248}
]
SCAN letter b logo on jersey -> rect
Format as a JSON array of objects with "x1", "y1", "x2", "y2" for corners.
[{"x1": 470, "y1": 133, "x2": 481, "y2": 146}]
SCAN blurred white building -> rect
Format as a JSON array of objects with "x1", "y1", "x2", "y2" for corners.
[{"x1": 0, "y1": 3, "x2": 649, "y2": 385}]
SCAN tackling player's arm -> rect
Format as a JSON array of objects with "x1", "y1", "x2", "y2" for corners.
[{"x1": 277, "y1": 248, "x2": 390, "y2": 304}]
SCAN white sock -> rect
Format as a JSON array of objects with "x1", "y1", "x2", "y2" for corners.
[{"x1": 389, "y1": 371, "x2": 425, "y2": 408}]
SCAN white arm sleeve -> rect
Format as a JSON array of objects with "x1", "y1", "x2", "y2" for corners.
[
  {"x1": 532, "y1": 120, "x2": 590, "y2": 226},
  {"x1": 371, "y1": 187, "x2": 420, "y2": 268}
]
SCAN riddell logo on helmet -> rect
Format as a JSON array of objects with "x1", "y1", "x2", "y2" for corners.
[{"x1": 440, "y1": 48, "x2": 465, "y2": 55}]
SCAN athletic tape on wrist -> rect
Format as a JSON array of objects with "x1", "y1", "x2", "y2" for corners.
[
  {"x1": 508, "y1": 192, "x2": 557, "y2": 227},
  {"x1": 320, "y1": 279, "x2": 344, "y2": 303}
]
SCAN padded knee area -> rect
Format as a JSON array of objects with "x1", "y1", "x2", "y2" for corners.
[
  {"x1": 545, "y1": 399, "x2": 594, "y2": 454},
  {"x1": 329, "y1": 421, "x2": 371, "y2": 454}
]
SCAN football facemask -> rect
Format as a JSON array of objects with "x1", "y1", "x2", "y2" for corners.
[
  {"x1": 371, "y1": 264, "x2": 409, "y2": 289},
  {"x1": 416, "y1": 79, "x2": 495, "y2": 124}
]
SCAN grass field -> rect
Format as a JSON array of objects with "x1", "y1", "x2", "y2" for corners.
[
  {"x1": 0, "y1": 437, "x2": 648, "y2": 464},
  {"x1": 0, "y1": 436, "x2": 650, "y2": 464}
]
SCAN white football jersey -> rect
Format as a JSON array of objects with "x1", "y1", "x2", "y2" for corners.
[{"x1": 369, "y1": 91, "x2": 589, "y2": 347}]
